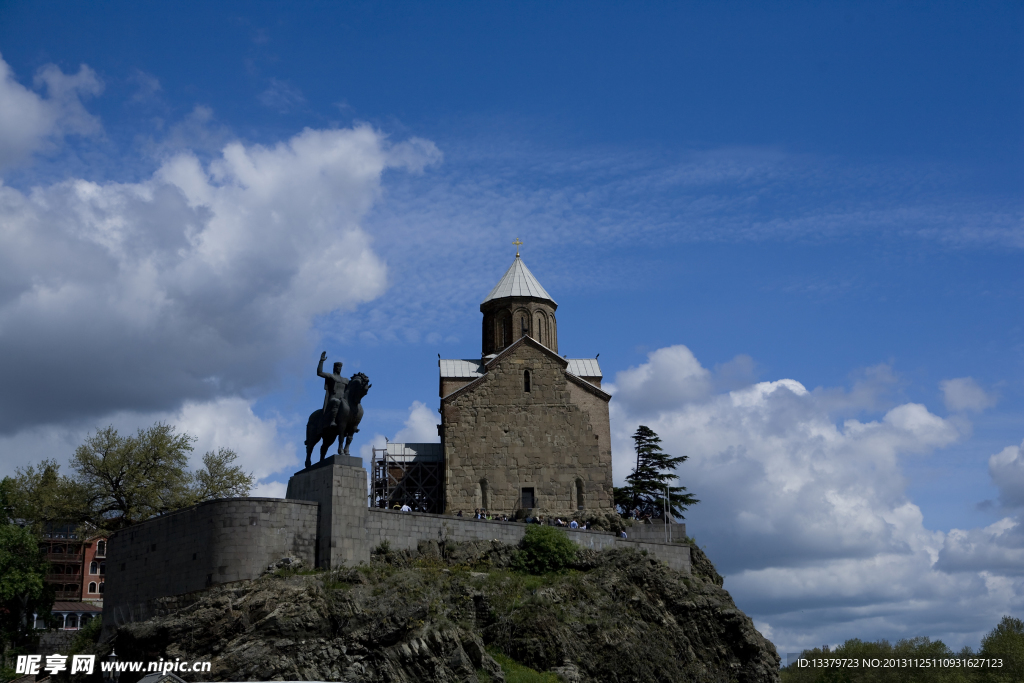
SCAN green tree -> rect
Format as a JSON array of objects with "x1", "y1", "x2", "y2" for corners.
[
  {"x1": 614, "y1": 425, "x2": 698, "y2": 519},
  {"x1": 979, "y1": 615, "x2": 1024, "y2": 683},
  {"x1": 3, "y1": 461, "x2": 89, "y2": 532},
  {"x1": 8, "y1": 423, "x2": 255, "y2": 534},
  {"x1": 193, "y1": 447, "x2": 255, "y2": 501},
  {"x1": 0, "y1": 523, "x2": 51, "y2": 667},
  {"x1": 69, "y1": 423, "x2": 254, "y2": 532}
]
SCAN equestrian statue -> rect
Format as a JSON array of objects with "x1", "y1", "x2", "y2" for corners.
[{"x1": 305, "y1": 351, "x2": 371, "y2": 468}]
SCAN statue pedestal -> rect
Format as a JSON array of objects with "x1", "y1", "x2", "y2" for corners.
[{"x1": 285, "y1": 455, "x2": 369, "y2": 568}]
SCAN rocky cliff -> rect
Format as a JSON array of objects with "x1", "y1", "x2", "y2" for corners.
[{"x1": 107, "y1": 540, "x2": 779, "y2": 683}]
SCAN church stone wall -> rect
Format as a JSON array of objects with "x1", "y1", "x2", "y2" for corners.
[
  {"x1": 440, "y1": 377, "x2": 475, "y2": 398},
  {"x1": 565, "y1": 377, "x2": 613, "y2": 508},
  {"x1": 481, "y1": 299, "x2": 557, "y2": 355},
  {"x1": 442, "y1": 342, "x2": 613, "y2": 515}
]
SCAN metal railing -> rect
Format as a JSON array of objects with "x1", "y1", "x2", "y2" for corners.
[{"x1": 45, "y1": 553, "x2": 83, "y2": 563}]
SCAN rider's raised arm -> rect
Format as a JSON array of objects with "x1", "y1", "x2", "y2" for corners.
[{"x1": 317, "y1": 352, "x2": 329, "y2": 379}]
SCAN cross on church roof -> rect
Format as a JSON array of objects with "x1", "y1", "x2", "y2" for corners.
[{"x1": 512, "y1": 237, "x2": 523, "y2": 257}]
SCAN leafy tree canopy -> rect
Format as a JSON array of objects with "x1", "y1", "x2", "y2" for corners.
[
  {"x1": 979, "y1": 615, "x2": 1024, "y2": 683},
  {"x1": 0, "y1": 523, "x2": 51, "y2": 663},
  {"x1": 8, "y1": 423, "x2": 254, "y2": 533},
  {"x1": 779, "y1": 615, "x2": 1024, "y2": 683},
  {"x1": 4, "y1": 461, "x2": 89, "y2": 530},
  {"x1": 614, "y1": 425, "x2": 698, "y2": 519}
]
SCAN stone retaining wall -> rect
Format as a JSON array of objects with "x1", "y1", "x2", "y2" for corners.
[
  {"x1": 366, "y1": 508, "x2": 691, "y2": 573},
  {"x1": 626, "y1": 520, "x2": 688, "y2": 543},
  {"x1": 102, "y1": 497, "x2": 318, "y2": 633}
]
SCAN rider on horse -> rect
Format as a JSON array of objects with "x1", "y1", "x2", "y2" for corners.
[
  {"x1": 317, "y1": 351, "x2": 348, "y2": 429},
  {"x1": 305, "y1": 353, "x2": 371, "y2": 467}
]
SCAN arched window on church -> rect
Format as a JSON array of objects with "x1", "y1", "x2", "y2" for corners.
[
  {"x1": 88, "y1": 582, "x2": 97, "y2": 594},
  {"x1": 498, "y1": 312, "x2": 512, "y2": 349},
  {"x1": 524, "y1": 370, "x2": 531, "y2": 393},
  {"x1": 479, "y1": 479, "x2": 489, "y2": 510},
  {"x1": 534, "y1": 313, "x2": 545, "y2": 345},
  {"x1": 97, "y1": 540, "x2": 106, "y2": 557},
  {"x1": 90, "y1": 561, "x2": 97, "y2": 575},
  {"x1": 575, "y1": 479, "x2": 585, "y2": 510}
]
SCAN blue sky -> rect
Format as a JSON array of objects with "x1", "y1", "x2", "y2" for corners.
[{"x1": 0, "y1": 0, "x2": 1022, "y2": 656}]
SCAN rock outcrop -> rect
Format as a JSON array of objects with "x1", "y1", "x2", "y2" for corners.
[{"x1": 105, "y1": 541, "x2": 779, "y2": 683}]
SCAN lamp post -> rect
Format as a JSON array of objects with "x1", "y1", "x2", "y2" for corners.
[
  {"x1": 103, "y1": 650, "x2": 119, "y2": 683},
  {"x1": 664, "y1": 486, "x2": 670, "y2": 544}
]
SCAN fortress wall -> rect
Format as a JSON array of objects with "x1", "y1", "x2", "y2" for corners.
[
  {"x1": 102, "y1": 497, "x2": 317, "y2": 631},
  {"x1": 101, "y1": 462, "x2": 689, "y2": 638},
  {"x1": 366, "y1": 508, "x2": 691, "y2": 574}
]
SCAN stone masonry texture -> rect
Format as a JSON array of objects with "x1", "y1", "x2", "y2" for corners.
[
  {"x1": 102, "y1": 497, "x2": 317, "y2": 633},
  {"x1": 441, "y1": 337, "x2": 614, "y2": 516},
  {"x1": 285, "y1": 454, "x2": 369, "y2": 569}
]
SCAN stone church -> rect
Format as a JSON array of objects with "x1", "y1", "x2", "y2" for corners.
[{"x1": 435, "y1": 254, "x2": 614, "y2": 515}]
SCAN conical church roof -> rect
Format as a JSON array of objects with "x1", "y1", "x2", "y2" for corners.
[{"x1": 481, "y1": 256, "x2": 556, "y2": 305}]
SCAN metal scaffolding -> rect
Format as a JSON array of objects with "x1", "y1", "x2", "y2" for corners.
[{"x1": 370, "y1": 442, "x2": 444, "y2": 513}]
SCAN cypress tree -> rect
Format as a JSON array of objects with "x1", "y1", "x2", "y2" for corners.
[{"x1": 616, "y1": 425, "x2": 699, "y2": 519}]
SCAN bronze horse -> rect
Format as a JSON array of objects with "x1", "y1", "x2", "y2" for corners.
[{"x1": 304, "y1": 372, "x2": 370, "y2": 467}]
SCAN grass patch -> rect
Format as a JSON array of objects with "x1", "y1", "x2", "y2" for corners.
[
  {"x1": 487, "y1": 649, "x2": 561, "y2": 683},
  {"x1": 273, "y1": 566, "x2": 322, "y2": 578}
]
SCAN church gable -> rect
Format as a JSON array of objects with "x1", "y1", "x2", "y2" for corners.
[{"x1": 441, "y1": 335, "x2": 568, "y2": 405}]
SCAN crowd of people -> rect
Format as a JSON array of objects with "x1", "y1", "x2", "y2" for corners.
[
  {"x1": 453, "y1": 509, "x2": 598, "y2": 531},
  {"x1": 389, "y1": 504, "x2": 632, "y2": 538}
]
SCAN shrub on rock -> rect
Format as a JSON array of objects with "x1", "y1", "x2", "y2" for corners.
[{"x1": 513, "y1": 525, "x2": 577, "y2": 574}]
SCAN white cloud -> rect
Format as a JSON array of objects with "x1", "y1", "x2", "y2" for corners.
[
  {"x1": 127, "y1": 69, "x2": 162, "y2": 105},
  {"x1": 393, "y1": 400, "x2": 441, "y2": 443},
  {"x1": 607, "y1": 345, "x2": 1024, "y2": 652},
  {"x1": 0, "y1": 53, "x2": 102, "y2": 169},
  {"x1": 258, "y1": 78, "x2": 305, "y2": 112},
  {"x1": 611, "y1": 345, "x2": 712, "y2": 413},
  {"x1": 172, "y1": 397, "x2": 300, "y2": 482},
  {"x1": 251, "y1": 480, "x2": 288, "y2": 498},
  {"x1": 986, "y1": 439, "x2": 1024, "y2": 509},
  {"x1": 940, "y1": 377, "x2": 997, "y2": 413},
  {"x1": 937, "y1": 517, "x2": 1024, "y2": 575},
  {"x1": 0, "y1": 120, "x2": 440, "y2": 434}
]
